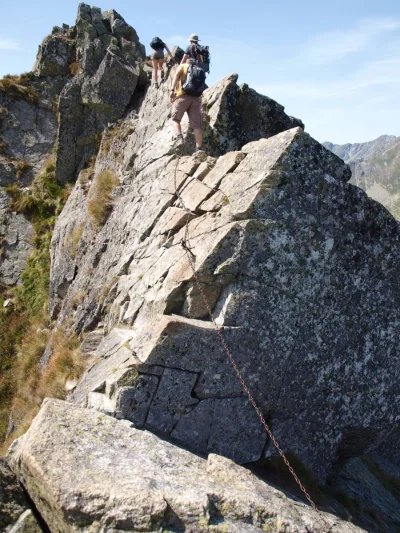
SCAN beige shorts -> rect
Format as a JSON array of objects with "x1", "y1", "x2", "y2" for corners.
[{"x1": 171, "y1": 95, "x2": 202, "y2": 130}]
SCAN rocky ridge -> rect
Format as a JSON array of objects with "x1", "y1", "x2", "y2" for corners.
[
  {"x1": 53, "y1": 115, "x2": 400, "y2": 484},
  {"x1": 324, "y1": 135, "x2": 400, "y2": 219},
  {"x1": 1, "y1": 3, "x2": 400, "y2": 533}
]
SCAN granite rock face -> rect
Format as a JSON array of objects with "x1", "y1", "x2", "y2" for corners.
[
  {"x1": 0, "y1": 457, "x2": 42, "y2": 532},
  {"x1": 0, "y1": 74, "x2": 61, "y2": 285},
  {"x1": 0, "y1": 76, "x2": 61, "y2": 188},
  {"x1": 0, "y1": 190, "x2": 34, "y2": 286},
  {"x1": 331, "y1": 457, "x2": 400, "y2": 533},
  {"x1": 8, "y1": 399, "x2": 366, "y2": 533}
]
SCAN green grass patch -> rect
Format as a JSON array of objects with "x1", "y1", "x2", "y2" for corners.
[{"x1": 0, "y1": 155, "x2": 86, "y2": 449}]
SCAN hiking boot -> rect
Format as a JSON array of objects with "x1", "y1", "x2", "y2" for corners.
[
  {"x1": 172, "y1": 134, "x2": 184, "y2": 154},
  {"x1": 154, "y1": 82, "x2": 159, "y2": 89}
]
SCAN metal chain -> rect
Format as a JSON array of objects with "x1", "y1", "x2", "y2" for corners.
[{"x1": 172, "y1": 141, "x2": 321, "y2": 516}]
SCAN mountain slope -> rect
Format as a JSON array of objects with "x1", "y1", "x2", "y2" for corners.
[{"x1": 323, "y1": 135, "x2": 400, "y2": 218}]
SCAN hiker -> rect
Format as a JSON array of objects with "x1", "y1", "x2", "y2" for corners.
[
  {"x1": 150, "y1": 37, "x2": 172, "y2": 88},
  {"x1": 170, "y1": 58, "x2": 205, "y2": 152},
  {"x1": 180, "y1": 34, "x2": 210, "y2": 73}
]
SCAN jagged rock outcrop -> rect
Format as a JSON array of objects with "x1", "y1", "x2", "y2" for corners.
[
  {"x1": 8, "y1": 398, "x2": 366, "y2": 533},
  {"x1": 0, "y1": 457, "x2": 42, "y2": 532},
  {"x1": 53, "y1": 121, "x2": 399, "y2": 483},
  {"x1": 34, "y1": 26, "x2": 75, "y2": 78},
  {"x1": 0, "y1": 27, "x2": 71, "y2": 286},
  {"x1": 0, "y1": 75, "x2": 62, "y2": 188},
  {"x1": 55, "y1": 3, "x2": 146, "y2": 183},
  {"x1": 324, "y1": 135, "x2": 400, "y2": 219},
  {"x1": 0, "y1": 3, "x2": 148, "y2": 285}
]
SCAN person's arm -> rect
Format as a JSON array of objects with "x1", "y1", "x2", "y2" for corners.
[
  {"x1": 180, "y1": 53, "x2": 189, "y2": 65},
  {"x1": 164, "y1": 44, "x2": 172, "y2": 56},
  {"x1": 170, "y1": 66, "x2": 183, "y2": 102}
]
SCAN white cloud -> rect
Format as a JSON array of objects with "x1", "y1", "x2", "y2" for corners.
[
  {"x1": 0, "y1": 38, "x2": 20, "y2": 50},
  {"x1": 302, "y1": 18, "x2": 400, "y2": 65}
]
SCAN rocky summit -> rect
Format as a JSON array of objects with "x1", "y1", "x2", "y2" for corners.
[{"x1": 1, "y1": 3, "x2": 400, "y2": 533}]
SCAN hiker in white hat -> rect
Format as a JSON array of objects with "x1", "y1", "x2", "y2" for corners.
[
  {"x1": 180, "y1": 33, "x2": 210, "y2": 74},
  {"x1": 180, "y1": 34, "x2": 201, "y2": 65}
]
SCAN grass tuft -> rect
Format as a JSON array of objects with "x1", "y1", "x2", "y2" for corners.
[
  {"x1": 14, "y1": 160, "x2": 32, "y2": 179},
  {"x1": 69, "y1": 62, "x2": 83, "y2": 76},
  {"x1": 0, "y1": 74, "x2": 38, "y2": 104},
  {"x1": 65, "y1": 222, "x2": 86, "y2": 258},
  {"x1": 1, "y1": 325, "x2": 85, "y2": 453},
  {"x1": 88, "y1": 170, "x2": 119, "y2": 227},
  {"x1": 0, "y1": 155, "x2": 82, "y2": 449}
]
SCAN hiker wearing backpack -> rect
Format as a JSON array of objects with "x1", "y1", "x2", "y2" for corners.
[
  {"x1": 170, "y1": 58, "x2": 206, "y2": 152},
  {"x1": 150, "y1": 37, "x2": 172, "y2": 88},
  {"x1": 180, "y1": 34, "x2": 210, "y2": 74}
]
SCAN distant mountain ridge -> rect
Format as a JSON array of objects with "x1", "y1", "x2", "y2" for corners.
[{"x1": 323, "y1": 135, "x2": 400, "y2": 219}]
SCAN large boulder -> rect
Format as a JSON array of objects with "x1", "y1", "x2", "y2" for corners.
[{"x1": 8, "y1": 398, "x2": 365, "y2": 533}]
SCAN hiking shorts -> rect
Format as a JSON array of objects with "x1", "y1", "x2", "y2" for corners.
[
  {"x1": 151, "y1": 50, "x2": 164, "y2": 60},
  {"x1": 171, "y1": 95, "x2": 202, "y2": 130}
]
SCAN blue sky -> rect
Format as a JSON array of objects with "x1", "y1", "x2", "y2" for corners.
[{"x1": 1, "y1": 0, "x2": 399, "y2": 144}]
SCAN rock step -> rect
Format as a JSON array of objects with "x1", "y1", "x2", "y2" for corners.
[{"x1": 8, "y1": 398, "x2": 366, "y2": 533}]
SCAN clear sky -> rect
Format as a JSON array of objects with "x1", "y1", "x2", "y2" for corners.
[{"x1": 1, "y1": 0, "x2": 399, "y2": 144}]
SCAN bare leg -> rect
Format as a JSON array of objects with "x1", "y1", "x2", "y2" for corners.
[
  {"x1": 158, "y1": 58, "x2": 165, "y2": 81},
  {"x1": 152, "y1": 58, "x2": 159, "y2": 83},
  {"x1": 193, "y1": 128, "x2": 203, "y2": 148},
  {"x1": 172, "y1": 120, "x2": 182, "y2": 135}
]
